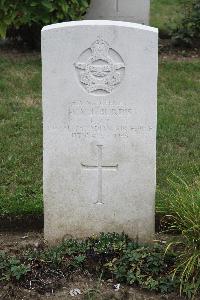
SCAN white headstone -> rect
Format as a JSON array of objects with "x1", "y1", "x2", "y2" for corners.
[
  {"x1": 85, "y1": 0, "x2": 150, "y2": 25},
  {"x1": 42, "y1": 20, "x2": 158, "y2": 244}
]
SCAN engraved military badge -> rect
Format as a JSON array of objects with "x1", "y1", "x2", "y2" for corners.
[{"x1": 75, "y1": 37, "x2": 125, "y2": 95}]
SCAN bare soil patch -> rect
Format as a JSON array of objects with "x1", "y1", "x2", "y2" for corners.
[
  {"x1": 0, "y1": 279, "x2": 187, "y2": 300},
  {"x1": 159, "y1": 39, "x2": 200, "y2": 61},
  {"x1": 0, "y1": 215, "x2": 43, "y2": 232}
]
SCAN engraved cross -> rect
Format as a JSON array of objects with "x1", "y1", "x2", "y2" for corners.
[{"x1": 81, "y1": 145, "x2": 118, "y2": 205}]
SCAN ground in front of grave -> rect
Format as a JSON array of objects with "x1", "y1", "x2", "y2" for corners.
[{"x1": 0, "y1": 231, "x2": 186, "y2": 300}]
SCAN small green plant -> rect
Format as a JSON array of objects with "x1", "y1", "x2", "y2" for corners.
[
  {"x1": 0, "y1": 252, "x2": 30, "y2": 281},
  {"x1": 159, "y1": 174, "x2": 200, "y2": 299},
  {"x1": 84, "y1": 272, "x2": 103, "y2": 300},
  {"x1": 172, "y1": 0, "x2": 200, "y2": 47},
  {"x1": 105, "y1": 243, "x2": 176, "y2": 293}
]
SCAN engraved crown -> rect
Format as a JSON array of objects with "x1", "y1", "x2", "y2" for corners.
[{"x1": 91, "y1": 36, "x2": 109, "y2": 58}]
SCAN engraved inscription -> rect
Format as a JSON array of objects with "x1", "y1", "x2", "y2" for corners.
[
  {"x1": 65, "y1": 99, "x2": 154, "y2": 139},
  {"x1": 81, "y1": 145, "x2": 118, "y2": 204},
  {"x1": 75, "y1": 37, "x2": 125, "y2": 95},
  {"x1": 46, "y1": 98, "x2": 154, "y2": 139}
]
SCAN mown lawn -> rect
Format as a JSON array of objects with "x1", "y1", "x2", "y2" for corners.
[
  {"x1": 151, "y1": 0, "x2": 184, "y2": 31},
  {"x1": 0, "y1": 53, "x2": 199, "y2": 215},
  {"x1": 0, "y1": 54, "x2": 42, "y2": 215},
  {"x1": 157, "y1": 59, "x2": 200, "y2": 205}
]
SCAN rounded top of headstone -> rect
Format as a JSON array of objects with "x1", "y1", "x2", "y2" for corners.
[{"x1": 42, "y1": 20, "x2": 158, "y2": 34}]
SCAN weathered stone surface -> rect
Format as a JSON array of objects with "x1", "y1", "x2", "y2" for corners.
[
  {"x1": 42, "y1": 20, "x2": 158, "y2": 244},
  {"x1": 85, "y1": 0, "x2": 150, "y2": 25}
]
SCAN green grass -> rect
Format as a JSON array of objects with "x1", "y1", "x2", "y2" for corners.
[
  {"x1": 157, "y1": 60, "x2": 200, "y2": 203},
  {"x1": 151, "y1": 0, "x2": 185, "y2": 32},
  {"x1": 0, "y1": 54, "x2": 42, "y2": 214},
  {"x1": 0, "y1": 54, "x2": 200, "y2": 215},
  {"x1": 158, "y1": 175, "x2": 200, "y2": 299}
]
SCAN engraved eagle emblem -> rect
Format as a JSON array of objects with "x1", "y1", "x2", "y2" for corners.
[{"x1": 75, "y1": 37, "x2": 125, "y2": 95}]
